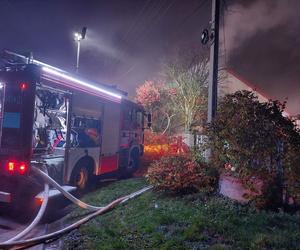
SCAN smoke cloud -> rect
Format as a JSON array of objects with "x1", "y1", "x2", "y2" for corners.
[
  {"x1": 224, "y1": 0, "x2": 300, "y2": 115},
  {"x1": 225, "y1": 0, "x2": 299, "y2": 54},
  {"x1": 82, "y1": 29, "x2": 125, "y2": 61}
]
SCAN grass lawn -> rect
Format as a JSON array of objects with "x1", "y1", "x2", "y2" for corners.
[{"x1": 62, "y1": 177, "x2": 300, "y2": 250}]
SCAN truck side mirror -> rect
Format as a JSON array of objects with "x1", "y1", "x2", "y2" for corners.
[{"x1": 147, "y1": 113, "x2": 152, "y2": 128}]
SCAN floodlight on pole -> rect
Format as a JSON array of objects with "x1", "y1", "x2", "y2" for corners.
[{"x1": 74, "y1": 27, "x2": 87, "y2": 73}]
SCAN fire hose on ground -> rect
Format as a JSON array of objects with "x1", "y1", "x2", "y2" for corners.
[
  {"x1": 4, "y1": 167, "x2": 50, "y2": 244},
  {"x1": 33, "y1": 167, "x2": 105, "y2": 211},
  {"x1": 0, "y1": 165, "x2": 153, "y2": 250}
]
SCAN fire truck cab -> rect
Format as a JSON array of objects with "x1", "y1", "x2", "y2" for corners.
[{"x1": 0, "y1": 53, "x2": 145, "y2": 211}]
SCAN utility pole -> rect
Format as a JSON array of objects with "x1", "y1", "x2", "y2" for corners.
[{"x1": 207, "y1": 0, "x2": 220, "y2": 123}]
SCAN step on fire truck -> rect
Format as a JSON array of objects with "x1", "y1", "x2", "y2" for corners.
[{"x1": 0, "y1": 51, "x2": 148, "y2": 212}]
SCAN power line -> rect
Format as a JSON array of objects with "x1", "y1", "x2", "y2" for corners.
[
  {"x1": 114, "y1": 0, "x2": 209, "y2": 82},
  {"x1": 114, "y1": 62, "x2": 138, "y2": 82},
  {"x1": 123, "y1": 0, "x2": 167, "y2": 45},
  {"x1": 114, "y1": 0, "x2": 178, "y2": 81},
  {"x1": 111, "y1": 1, "x2": 166, "y2": 73},
  {"x1": 176, "y1": 0, "x2": 209, "y2": 30},
  {"x1": 136, "y1": 0, "x2": 177, "y2": 44},
  {"x1": 121, "y1": 0, "x2": 152, "y2": 44}
]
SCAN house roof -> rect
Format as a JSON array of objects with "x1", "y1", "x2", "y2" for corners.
[{"x1": 225, "y1": 68, "x2": 292, "y2": 117}]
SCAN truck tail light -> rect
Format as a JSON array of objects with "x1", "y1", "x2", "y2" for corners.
[
  {"x1": 7, "y1": 161, "x2": 16, "y2": 172},
  {"x1": 20, "y1": 82, "x2": 28, "y2": 90},
  {"x1": 5, "y1": 160, "x2": 28, "y2": 175},
  {"x1": 18, "y1": 162, "x2": 28, "y2": 174}
]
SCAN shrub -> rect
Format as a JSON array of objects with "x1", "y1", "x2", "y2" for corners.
[
  {"x1": 208, "y1": 90, "x2": 300, "y2": 209},
  {"x1": 147, "y1": 154, "x2": 217, "y2": 194},
  {"x1": 137, "y1": 131, "x2": 189, "y2": 177}
]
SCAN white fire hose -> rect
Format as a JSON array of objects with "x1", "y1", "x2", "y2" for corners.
[
  {"x1": 32, "y1": 166, "x2": 104, "y2": 211},
  {"x1": 4, "y1": 167, "x2": 50, "y2": 243},
  {"x1": 0, "y1": 164, "x2": 152, "y2": 249}
]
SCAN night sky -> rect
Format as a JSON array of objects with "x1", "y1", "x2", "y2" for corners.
[{"x1": 0, "y1": 0, "x2": 299, "y2": 114}]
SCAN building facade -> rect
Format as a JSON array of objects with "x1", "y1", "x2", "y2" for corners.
[{"x1": 221, "y1": 69, "x2": 299, "y2": 128}]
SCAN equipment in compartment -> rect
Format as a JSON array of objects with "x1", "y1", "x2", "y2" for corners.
[{"x1": 33, "y1": 85, "x2": 68, "y2": 156}]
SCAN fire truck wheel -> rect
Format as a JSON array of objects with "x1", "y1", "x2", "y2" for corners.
[
  {"x1": 71, "y1": 160, "x2": 94, "y2": 190},
  {"x1": 74, "y1": 167, "x2": 89, "y2": 189}
]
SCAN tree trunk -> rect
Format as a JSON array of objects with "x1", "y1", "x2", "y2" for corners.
[{"x1": 162, "y1": 113, "x2": 174, "y2": 135}]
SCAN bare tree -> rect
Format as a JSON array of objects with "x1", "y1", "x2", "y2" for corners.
[{"x1": 164, "y1": 53, "x2": 209, "y2": 132}]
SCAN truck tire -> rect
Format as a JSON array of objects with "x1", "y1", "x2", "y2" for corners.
[
  {"x1": 72, "y1": 167, "x2": 89, "y2": 189},
  {"x1": 71, "y1": 158, "x2": 94, "y2": 190}
]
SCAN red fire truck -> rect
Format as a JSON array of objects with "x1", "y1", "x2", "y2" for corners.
[{"x1": 0, "y1": 51, "x2": 147, "y2": 211}]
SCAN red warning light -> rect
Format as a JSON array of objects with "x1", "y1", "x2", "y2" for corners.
[
  {"x1": 18, "y1": 162, "x2": 28, "y2": 174},
  {"x1": 5, "y1": 160, "x2": 28, "y2": 174},
  {"x1": 6, "y1": 161, "x2": 16, "y2": 172},
  {"x1": 20, "y1": 82, "x2": 28, "y2": 90}
]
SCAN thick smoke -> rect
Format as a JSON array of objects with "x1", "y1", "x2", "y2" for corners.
[
  {"x1": 225, "y1": 0, "x2": 299, "y2": 54},
  {"x1": 224, "y1": 0, "x2": 300, "y2": 115}
]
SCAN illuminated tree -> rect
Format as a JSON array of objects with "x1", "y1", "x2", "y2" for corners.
[
  {"x1": 135, "y1": 81, "x2": 174, "y2": 134},
  {"x1": 135, "y1": 80, "x2": 160, "y2": 111},
  {"x1": 136, "y1": 49, "x2": 209, "y2": 134},
  {"x1": 164, "y1": 54, "x2": 209, "y2": 132}
]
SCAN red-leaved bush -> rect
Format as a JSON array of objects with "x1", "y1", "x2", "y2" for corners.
[
  {"x1": 144, "y1": 130, "x2": 170, "y2": 145},
  {"x1": 136, "y1": 131, "x2": 190, "y2": 177},
  {"x1": 147, "y1": 154, "x2": 216, "y2": 194},
  {"x1": 135, "y1": 80, "x2": 161, "y2": 109},
  {"x1": 143, "y1": 130, "x2": 189, "y2": 161}
]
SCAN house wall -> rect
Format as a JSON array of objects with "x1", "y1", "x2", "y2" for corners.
[
  {"x1": 220, "y1": 70, "x2": 268, "y2": 103},
  {"x1": 221, "y1": 70, "x2": 291, "y2": 118}
]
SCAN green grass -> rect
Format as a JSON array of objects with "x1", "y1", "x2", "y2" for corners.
[{"x1": 62, "y1": 178, "x2": 300, "y2": 250}]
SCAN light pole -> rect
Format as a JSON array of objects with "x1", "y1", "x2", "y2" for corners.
[{"x1": 74, "y1": 27, "x2": 87, "y2": 73}]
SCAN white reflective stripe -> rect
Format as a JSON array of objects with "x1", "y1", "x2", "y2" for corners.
[
  {"x1": 0, "y1": 191, "x2": 11, "y2": 203},
  {"x1": 33, "y1": 60, "x2": 66, "y2": 73},
  {"x1": 42, "y1": 67, "x2": 122, "y2": 100}
]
